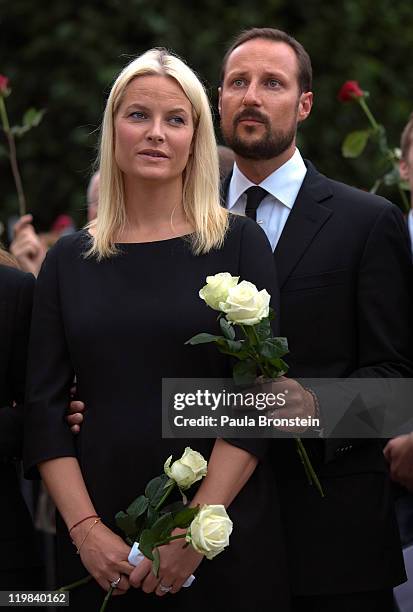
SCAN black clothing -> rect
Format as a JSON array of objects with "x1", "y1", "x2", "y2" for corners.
[
  {"x1": 245, "y1": 186, "x2": 268, "y2": 221},
  {"x1": 24, "y1": 216, "x2": 290, "y2": 611},
  {"x1": 292, "y1": 589, "x2": 395, "y2": 612},
  {"x1": 222, "y1": 162, "x2": 413, "y2": 596},
  {"x1": 0, "y1": 264, "x2": 42, "y2": 581}
]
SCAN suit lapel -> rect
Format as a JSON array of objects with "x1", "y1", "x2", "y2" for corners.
[
  {"x1": 221, "y1": 162, "x2": 334, "y2": 288},
  {"x1": 274, "y1": 162, "x2": 333, "y2": 288}
]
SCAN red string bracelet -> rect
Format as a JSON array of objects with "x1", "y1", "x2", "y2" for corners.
[{"x1": 68, "y1": 514, "x2": 100, "y2": 535}]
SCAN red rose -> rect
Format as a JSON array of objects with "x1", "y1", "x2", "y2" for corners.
[
  {"x1": 0, "y1": 74, "x2": 9, "y2": 94},
  {"x1": 338, "y1": 80, "x2": 364, "y2": 102}
]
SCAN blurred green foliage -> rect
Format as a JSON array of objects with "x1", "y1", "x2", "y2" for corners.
[{"x1": 0, "y1": 0, "x2": 412, "y2": 236}]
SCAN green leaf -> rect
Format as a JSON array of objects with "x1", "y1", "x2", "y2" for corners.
[
  {"x1": 172, "y1": 505, "x2": 199, "y2": 529},
  {"x1": 139, "y1": 529, "x2": 155, "y2": 561},
  {"x1": 146, "y1": 505, "x2": 159, "y2": 529},
  {"x1": 233, "y1": 359, "x2": 257, "y2": 386},
  {"x1": 115, "y1": 511, "x2": 137, "y2": 539},
  {"x1": 160, "y1": 501, "x2": 186, "y2": 515},
  {"x1": 254, "y1": 317, "x2": 272, "y2": 341},
  {"x1": 11, "y1": 125, "x2": 27, "y2": 137},
  {"x1": 126, "y1": 495, "x2": 149, "y2": 519},
  {"x1": 259, "y1": 337, "x2": 289, "y2": 360},
  {"x1": 22, "y1": 107, "x2": 45, "y2": 128},
  {"x1": 216, "y1": 338, "x2": 247, "y2": 358},
  {"x1": 145, "y1": 474, "x2": 172, "y2": 507},
  {"x1": 12, "y1": 109, "x2": 46, "y2": 138},
  {"x1": 220, "y1": 317, "x2": 235, "y2": 340},
  {"x1": 150, "y1": 513, "x2": 174, "y2": 542},
  {"x1": 152, "y1": 548, "x2": 160, "y2": 577},
  {"x1": 342, "y1": 130, "x2": 370, "y2": 158},
  {"x1": 266, "y1": 358, "x2": 289, "y2": 377},
  {"x1": 185, "y1": 333, "x2": 223, "y2": 345}
]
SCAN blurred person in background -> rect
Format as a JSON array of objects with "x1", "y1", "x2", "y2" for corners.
[
  {"x1": 86, "y1": 171, "x2": 100, "y2": 222},
  {"x1": 399, "y1": 112, "x2": 413, "y2": 254},
  {"x1": 217, "y1": 144, "x2": 235, "y2": 182},
  {"x1": 9, "y1": 173, "x2": 99, "y2": 277},
  {"x1": 9, "y1": 214, "x2": 47, "y2": 277},
  {"x1": 383, "y1": 112, "x2": 413, "y2": 552},
  {"x1": 0, "y1": 247, "x2": 43, "y2": 589}
]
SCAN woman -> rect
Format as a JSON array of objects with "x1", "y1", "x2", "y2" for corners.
[
  {"x1": 24, "y1": 49, "x2": 289, "y2": 610},
  {"x1": 0, "y1": 249, "x2": 43, "y2": 588}
]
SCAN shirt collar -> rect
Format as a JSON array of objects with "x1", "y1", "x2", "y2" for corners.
[{"x1": 227, "y1": 148, "x2": 307, "y2": 210}]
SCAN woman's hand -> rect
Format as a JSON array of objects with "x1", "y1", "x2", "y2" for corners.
[
  {"x1": 71, "y1": 520, "x2": 135, "y2": 595},
  {"x1": 129, "y1": 529, "x2": 203, "y2": 596}
]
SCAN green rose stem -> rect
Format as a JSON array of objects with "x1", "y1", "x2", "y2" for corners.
[
  {"x1": 99, "y1": 586, "x2": 115, "y2": 612},
  {"x1": 57, "y1": 574, "x2": 93, "y2": 593},
  {"x1": 240, "y1": 323, "x2": 324, "y2": 496},
  {"x1": 154, "y1": 480, "x2": 176, "y2": 511},
  {"x1": 355, "y1": 94, "x2": 410, "y2": 213},
  {"x1": 357, "y1": 96, "x2": 379, "y2": 131},
  {"x1": 240, "y1": 324, "x2": 272, "y2": 378},
  {"x1": 0, "y1": 95, "x2": 26, "y2": 216},
  {"x1": 295, "y1": 438, "x2": 325, "y2": 497}
]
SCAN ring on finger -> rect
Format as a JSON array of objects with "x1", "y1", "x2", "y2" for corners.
[
  {"x1": 158, "y1": 583, "x2": 172, "y2": 593},
  {"x1": 110, "y1": 576, "x2": 121, "y2": 589}
]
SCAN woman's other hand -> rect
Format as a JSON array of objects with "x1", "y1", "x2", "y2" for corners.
[
  {"x1": 129, "y1": 528, "x2": 203, "y2": 596},
  {"x1": 71, "y1": 519, "x2": 135, "y2": 595}
]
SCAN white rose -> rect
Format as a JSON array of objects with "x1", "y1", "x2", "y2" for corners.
[
  {"x1": 199, "y1": 273, "x2": 239, "y2": 311},
  {"x1": 220, "y1": 280, "x2": 270, "y2": 325},
  {"x1": 164, "y1": 447, "x2": 208, "y2": 490},
  {"x1": 187, "y1": 504, "x2": 233, "y2": 559}
]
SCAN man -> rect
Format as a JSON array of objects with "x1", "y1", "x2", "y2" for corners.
[{"x1": 219, "y1": 27, "x2": 413, "y2": 611}]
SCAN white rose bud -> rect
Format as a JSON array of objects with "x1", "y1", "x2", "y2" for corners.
[
  {"x1": 187, "y1": 504, "x2": 233, "y2": 559},
  {"x1": 199, "y1": 273, "x2": 239, "y2": 311},
  {"x1": 220, "y1": 280, "x2": 270, "y2": 326},
  {"x1": 164, "y1": 447, "x2": 208, "y2": 490}
]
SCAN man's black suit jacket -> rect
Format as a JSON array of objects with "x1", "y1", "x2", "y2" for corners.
[
  {"x1": 0, "y1": 264, "x2": 41, "y2": 573},
  {"x1": 222, "y1": 161, "x2": 413, "y2": 596}
]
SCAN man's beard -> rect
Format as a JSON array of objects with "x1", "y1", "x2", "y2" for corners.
[{"x1": 221, "y1": 109, "x2": 296, "y2": 161}]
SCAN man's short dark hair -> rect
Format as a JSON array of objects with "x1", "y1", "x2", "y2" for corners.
[
  {"x1": 401, "y1": 111, "x2": 413, "y2": 160},
  {"x1": 220, "y1": 27, "x2": 312, "y2": 93}
]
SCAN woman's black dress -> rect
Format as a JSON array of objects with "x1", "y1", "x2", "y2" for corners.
[{"x1": 24, "y1": 215, "x2": 290, "y2": 611}]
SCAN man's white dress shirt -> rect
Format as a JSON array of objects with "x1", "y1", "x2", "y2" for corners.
[{"x1": 227, "y1": 148, "x2": 307, "y2": 250}]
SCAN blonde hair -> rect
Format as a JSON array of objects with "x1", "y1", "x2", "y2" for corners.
[{"x1": 87, "y1": 48, "x2": 228, "y2": 259}]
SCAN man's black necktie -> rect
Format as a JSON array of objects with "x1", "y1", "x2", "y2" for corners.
[{"x1": 244, "y1": 186, "x2": 268, "y2": 221}]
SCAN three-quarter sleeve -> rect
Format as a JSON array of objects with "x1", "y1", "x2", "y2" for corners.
[
  {"x1": 23, "y1": 243, "x2": 76, "y2": 478},
  {"x1": 225, "y1": 217, "x2": 280, "y2": 461}
]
